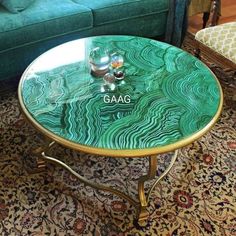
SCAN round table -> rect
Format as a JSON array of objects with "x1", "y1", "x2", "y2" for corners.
[{"x1": 18, "y1": 35, "x2": 223, "y2": 223}]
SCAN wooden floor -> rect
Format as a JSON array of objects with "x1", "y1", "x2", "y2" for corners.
[{"x1": 188, "y1": 0, "x2": 236, "y2": 34}]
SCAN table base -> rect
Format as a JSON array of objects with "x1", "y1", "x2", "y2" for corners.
[{"x1": 33, "y1": 140, "x2": 178, "y2": 224}]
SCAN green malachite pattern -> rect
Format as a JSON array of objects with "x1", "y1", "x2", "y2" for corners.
[{"x1": 21, "y1": 36, "x2": 221, "y2": 150}]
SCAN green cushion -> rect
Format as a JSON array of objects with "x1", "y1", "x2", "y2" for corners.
[
  {"x1": 0, "y1": 0, "x2": 34, "y2": 13},
  {"x1": 73, "y1": 0, "x2": 169, "y2": 26},
  {"x1": 90, "y1": 12, "x2": 167, "y2": 38},
  {"x1": 0, "y1": 13, "x2": 167, "y2": 81},
  {"x1": 0, "y1": 0, "x2": 93, "y2": 52}
]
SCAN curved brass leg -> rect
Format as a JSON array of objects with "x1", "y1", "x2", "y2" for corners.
[
  {"x1": 41, "y1": 141, "x2": 138, "y2": 207},
  {"x1": 40, "y1": 141, "x2": 178, "y2": 223},
  {"x1": 147, "y1": 150, "x2": 179, "y2": 202},
  {"x1": 28, "y1": 136, "x2": 52, "y2": 173},
  {"x1": 136, "y1": 151, "x2": 178, "y2": 223},
  {"x1": 137, "y1": 155, "x2": 157, "y2": 223}
]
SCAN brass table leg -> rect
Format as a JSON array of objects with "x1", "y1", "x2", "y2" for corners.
[
  {"x1": 41, "y1": 141, "x2": 137, "y2": 207},
  {"x1": 137, "y1": 150, "x2": 179, "y2": 223},
  {"x1": 28, "y1": 136, "x2": 52, "y2": 173},
  {"x1": 137, "y1": 155, "x2": 157, "y2": 223},
  {"x1": 147, "y1": 150, "x2": 179, "y2": 203},
  {"x1": 40, "y1": 141, "x2": 178, "y2": 223}
]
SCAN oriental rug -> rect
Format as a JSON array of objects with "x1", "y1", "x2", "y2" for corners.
[{"x1": 0, "y1": 41, "x2": 235, "y2": 236}]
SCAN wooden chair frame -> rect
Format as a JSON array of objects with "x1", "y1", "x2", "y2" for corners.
[
  {"x1": 194, "y1": 41, "x2": 236, "y2": 70},
  {"x1": 194, "y1": 0, "x2": 236, "y2": 71},
  {"x1": 202, "y1": 0, "x2": 221, "y2": 28}
]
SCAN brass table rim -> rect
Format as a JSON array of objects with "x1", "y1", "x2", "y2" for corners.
[{"x1": 18, "y1": 37, "x2": 224, "y2": 158}]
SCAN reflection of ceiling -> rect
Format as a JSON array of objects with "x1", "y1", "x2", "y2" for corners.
[{"x1": 32, "y1": 39, "x2": 86, "y2": 72}]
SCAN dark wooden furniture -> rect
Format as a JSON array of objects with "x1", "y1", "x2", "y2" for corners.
[
  {"x1": 194, "y1": 0, "x2": 236, "y2": 72},
  {"x1": 202, "y1": 0, "x2": 221, "y2": 28},
  {"x1": 194, "y1": 40, "x2": 236, "y2": 70}
]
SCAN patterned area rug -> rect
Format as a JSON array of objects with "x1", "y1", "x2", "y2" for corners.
[{"x1": 0, "y1": 42, "x2": 236, "y2": 236}]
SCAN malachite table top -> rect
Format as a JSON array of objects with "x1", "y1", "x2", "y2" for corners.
[{"x1": 18, "y1": 35, "x2": 223, "y2": 157}]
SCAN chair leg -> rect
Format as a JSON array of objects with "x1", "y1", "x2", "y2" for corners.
[
  {"x1": 209, "y1": 0, "x2": 221, "y2": 26},
  {"x1": 202, "y1": 12, "x2": 210, "y2": 28},
  {"x1": 194, "y1": 40, "x2": 201, "y2": 59},
  {"x1": 194, "y1": 48, "x2": 201, "y2": 59}
]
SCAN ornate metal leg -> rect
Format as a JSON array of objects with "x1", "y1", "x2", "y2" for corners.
[
  {"x1": 137, "y1": 155, "x2": 157, "y2": 223},
  {"x1": 41, "y1": 141, "x2": 137, "y2": 207},
  {"x1": 136, "y1": 150, "x2": 178, "y2": 223},
  {"x1": 40, "y1": 141, "x2": 178, "y2": 223},
  {"x1": 29, "y1": 136, "x2": 52, "y2": 172},
  {"x1": 32, "y1": 147, "x2": 47, "y2": 169},
  {"x1": 147, "y1": 150, "x2": 179, "y2": 203}
]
